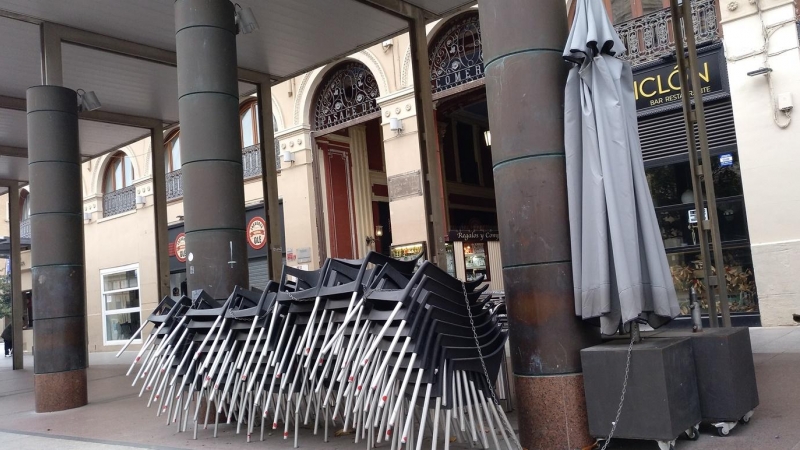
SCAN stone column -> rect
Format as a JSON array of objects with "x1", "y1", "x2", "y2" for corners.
[
  {"x1": 175, "y1": 0, "x2": 248, "y2": 298},
  {"x1": 27, "y1": 85, "x2": 88, "y2": 412},
  {"x1": 478, "y1": 1, "x2": 601, "y2": 448}
]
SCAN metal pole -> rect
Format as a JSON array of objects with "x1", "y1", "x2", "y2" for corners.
[
  {"x1": 8, "y1": 184, "x2": 23, "y2": 370},
  {"x1": 668, "y1": 0, "x2": 730, "y2": 327},
  {"x1": 175, "y1": 0, "x2": 248, "y2": 297},
  {"x1": 256, "y1": 84, "x2": 284, "y2": 282},
  {"x1": 151, "y1": 126, "x2": 170, "y2": 299},
  {"x1": 407, "y1": 8, "x2": 448, "y2": 269}
]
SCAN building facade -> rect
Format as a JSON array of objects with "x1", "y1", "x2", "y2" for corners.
[{"x1": 3, "y1": 0, "x2": 800, "y2": 355}]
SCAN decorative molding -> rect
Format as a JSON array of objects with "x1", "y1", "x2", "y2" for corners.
[
  {"x1": 400, "y1": 45, "x2": 412, "y2": 88},
  {"x1": 358, "y1": 49, "x2": 390, "y2": 96},
  {"x1": 294, "y1": 71, "x2": 315, "y2": 125}
]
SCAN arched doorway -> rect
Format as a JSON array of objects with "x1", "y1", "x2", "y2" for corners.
[
  {"x1": 312, "y1": 61, "x2": 391, "y2": 259},
  {"x1": 429, "y1": 11, "x2": 500, "y2": 286}
]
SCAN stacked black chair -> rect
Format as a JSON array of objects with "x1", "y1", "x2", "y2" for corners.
[{"x1": 120, "y1": 251, "x2": 518, "y2": 449}]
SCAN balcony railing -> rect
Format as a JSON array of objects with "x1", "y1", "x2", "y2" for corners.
[
  {"x1": 242, "y1": 144, "x2": 262, "y2": 179},
  {"x1": 614, "y1": 0, "x2": 720, "y2": 68},
  {"x1": 166, "y1": 144, "x2": 279, "y2": 200},
  {"x1": 103, "y1": 185, "x2": 137, "y2": 218},
  {"x1": 20, "y1": 218, "x2": 30, "y2": 239},
  {"x1": 166, "y1": 168, "x2": 183, "y2": 200}
]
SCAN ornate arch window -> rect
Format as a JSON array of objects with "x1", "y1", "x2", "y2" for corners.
[
  {"x1": 104, "y1": 152, "x2": 135, "y2": 193},
  {"x1": 103, "y1": 152, "x2": 136, "y2": 217},
  {"x1": 165, "y1": 130, "x2": 181, "y2": 174},
  {"x1": 313, "y1": 61, "x2": 380, "y2": 132},
  {"x1": 429, "y1": 12, "x2": 484, "y2": 95}
]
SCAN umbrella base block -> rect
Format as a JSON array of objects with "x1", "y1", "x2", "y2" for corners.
[
  {"x1": 644, "y1": 327, "x2": 760, "y2": 423},
  {"x1": 581, "y1": 337, "x2": 701, "y2": 442}
]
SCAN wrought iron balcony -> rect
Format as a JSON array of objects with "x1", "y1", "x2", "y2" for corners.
[
  {"x1": 20, "y1": 218, "x2": 30, "y2": 239},
  {"x1": 614, "y1": 0, "x2": 720, "y2": 68},
  {"x1": 242, "y1": 144, "x2": 262, "y2": 179},
  {"x1": 166, "y1": 168, "x2": 183, "y2": 200},
  {"x1": 102, "y1": 185, "x2": 137, "y2": 218},
  {"x1": 166, "y1": 144, "x2": 280, "y2": 200}
]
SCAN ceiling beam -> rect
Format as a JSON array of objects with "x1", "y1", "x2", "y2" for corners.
[
  {"x1": 0, "y1": 145, "x2": 27, "y2": 158},
  {"x1": 43, "y1": 22, "x2": 274, "y2": 85}
]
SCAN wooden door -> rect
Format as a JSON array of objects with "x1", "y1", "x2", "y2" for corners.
[{"x1": 322, "y1": 143, "x2": 357, "y2": 259}]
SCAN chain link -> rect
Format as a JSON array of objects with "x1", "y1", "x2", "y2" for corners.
[
  {"x1": 599, "y1": 333, "x2": 635, "y2": 450},
  {"x1": 461, "y1": 283, "x2": 522, "y2": 450}
]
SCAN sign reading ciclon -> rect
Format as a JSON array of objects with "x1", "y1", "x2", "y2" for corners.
[
  {"x1": 174, "y1": 233, "x2": 187, "y2": 263},
  {"x1": 633, "y1": 50, "x2": 724, "y2": 112},
  {"x1": 247, "y1": 217, "x2": 267, "y2": 250}
]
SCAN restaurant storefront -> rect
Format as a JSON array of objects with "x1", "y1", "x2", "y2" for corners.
[
  {"x1": 167, "y1": 202, "x2": 285, "y2": 299},
  {"x1": 635, "y1": 43, "x2": 760, "y2": 326}
]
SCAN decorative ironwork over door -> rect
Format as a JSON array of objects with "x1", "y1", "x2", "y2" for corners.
[
  {"x1": 313, "y1": 62, "x2": 380, "y2": 131},
  {"x1": 429, "y1": 12, "x2": 484, "y2": 95}
]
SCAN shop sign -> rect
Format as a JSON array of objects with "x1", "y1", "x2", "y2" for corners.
[
  {"x1": 174, "y1": 233, "x2": 187, "y2": 263},
  {"x1": 446, "y1": 230, "x2": 499, "y2": 242},
  {"x1": 297, "y1": 247, "x2": 312, "y2": 264},
  {"x1": 633, "y1": 49, "x2": 725, "y2": 112},
  {"x1": 247, "y1": 217, "x2": 267, "y2": 250},
  {"x1": 719, "y1": 153, "x2": 734, "y2": 167}
]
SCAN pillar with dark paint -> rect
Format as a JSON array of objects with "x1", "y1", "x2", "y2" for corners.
[
  {"x1": 175, "y1": 0, "x2": 248, "y2": 298},
  {"x1": 27, "y1": 85, "x2": 88, "y2": 412},
  {"x1": 478, "y1": 1, "x2": 601, "y2": 448}
]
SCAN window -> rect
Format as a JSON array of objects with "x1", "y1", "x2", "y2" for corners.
[
  {"x1": 240, "y1": 101, "x2": 281, "y2": 171},
  {"x1": 104, "y1": 152, "x2": 135, "y2": 193},
  {"x1": 101, "y1": 264, "x2": 142, "y2": 345},
  {"x1": 429, "y1": 12, "x2": 484, "y2": 94},
  {"x1": 313, "y1": 61, "x2": 380, "y2": 131},
  {"x1": 240, "y1": 101, "x2": 259, "y2": 148},
  {"x1": 609, "y1": 0, "x2": 669, "y2": 24},
  {"x1": 165, "y1": 132, "x2": 181, "y2": 173}
]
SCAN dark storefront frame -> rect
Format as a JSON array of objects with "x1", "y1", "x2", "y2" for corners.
[{"x1": 635, "y1": 43, "x2": 760, "y2": 327}]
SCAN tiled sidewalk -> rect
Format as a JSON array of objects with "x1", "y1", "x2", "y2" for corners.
[{"x1": 1, "y1": 327, "x2": 798, "y2": 450}]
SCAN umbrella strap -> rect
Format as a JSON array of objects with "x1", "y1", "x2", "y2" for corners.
[{"x1": 599, "y1": 332, "x2": 635, "y2": 450}]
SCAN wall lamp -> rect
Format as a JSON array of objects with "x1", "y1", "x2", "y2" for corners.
[
  {"x1": 77, "y1": 89, "x2": 101, "y2": 112},
  {"x1": 235, "y1": 4, "x2": 259, "y2": 34},
  {"x1": 375, "y1": 225, "x2": 384, "y2": 237},
  {"x1": 282, "y1": 150, "x2": 295, "y2": 164},
  {"x1": 483, "y1": 130, "x2": 492, "y2": 147},
  {"x1": 389, "y1": 117, "x2": 403, "y2": 134}
]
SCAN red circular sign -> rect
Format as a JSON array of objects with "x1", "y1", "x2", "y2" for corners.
[
  {"x1": 247, "y1": 217, "x2": 267, "y2": 250},
  {"x1": 174, "y1": 233, "x2": 187, "y2": 262}
]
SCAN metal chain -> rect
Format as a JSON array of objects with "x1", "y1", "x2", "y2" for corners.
[
  {"x1": 599, "y1": 333, "x2": 635, "y2": 450},
  {"x1": 461, "y1": 283, "x2": 522, "y2": 450}
]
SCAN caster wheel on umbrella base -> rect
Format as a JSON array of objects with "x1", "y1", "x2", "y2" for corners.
[
  {"x1": 739, "y1": 410, "x2": 754, "y2": 425},
  {"x1": 715, "y1": 422, "x2": 734, "y2": 437},
  {"x1": 683, "y1": 424, "x2": 700, "y2": 441},
  {"x1": 656, "y1": 439, "x2": 677, "y2": 450}
]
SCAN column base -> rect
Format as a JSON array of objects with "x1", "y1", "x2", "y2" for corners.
[
  {"x1": 34, "y1": 369, "x2": 88, "y2": 413},
  {"x1": 515, "y1": 373, "x2": 592, "y2": 450}
]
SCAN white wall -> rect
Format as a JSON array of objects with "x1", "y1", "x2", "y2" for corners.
[{"x1": 722, "y1": 0, "x2": 800, "y2": 325}]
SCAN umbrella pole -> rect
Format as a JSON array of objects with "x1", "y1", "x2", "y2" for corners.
[{"x1": 668, "y1": 0, "x2": 731, "y2": 327}]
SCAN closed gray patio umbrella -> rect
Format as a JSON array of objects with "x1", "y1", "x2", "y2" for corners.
[{"x1": 563, "y1": 0, "x2": 680, "y2": 335}]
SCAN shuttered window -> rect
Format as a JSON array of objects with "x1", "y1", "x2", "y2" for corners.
[
  {"x1": 248, "y1": 258, "x2": 270, "y2": 291},
  {"x1": 638, "y1": 100, "x2": 737, "y2": 163}
]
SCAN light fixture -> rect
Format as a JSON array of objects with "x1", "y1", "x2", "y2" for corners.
[
  {"x1": 83, "y1": 212, "x2": 92, "y2": 223},
  {"x1": 282, "y1": 150, "x2": 295, "y2": 163},
  {"x1": 77, "y1": 89, "x2": 101, "y2": 112},
  {"x1": 389, "y1": 117, "x2": 403, "y2": 133},
  {"x1": 680, "y1": 189, "x2": 694, "y2": 204},
  {"x1": 747, "y1": 67, "x2": 773, "y2": 77},
  {"x1": 136, "y1": 195, "x2": 145, "y2": 207},
  {"x1": 375, "y1": 225, "x2": 384, "y2": 237},
  {"x1": 483, "y1": 130, "x2": 491, "y2": 147},
  {"x1": 235, "y1": 4, "x2": 259, "y2": 34}
]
